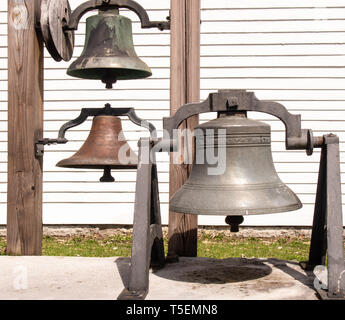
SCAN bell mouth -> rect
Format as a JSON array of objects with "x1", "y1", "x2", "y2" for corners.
[
  {"x1": 170, "y1": 182, "x2": 302, "y2": 216},
  {"x1": 67, "y1": 60, "x2": 152, "y2": 89},
  {"x1": 56, "y1": 162, "x2": 138, "y2": 170},
  {"x1": 67, "y1": 65, "x2": 152, "y2": 81},
  {"x1": 56, "y1": 151, "x2": 138, "y2": 170}
]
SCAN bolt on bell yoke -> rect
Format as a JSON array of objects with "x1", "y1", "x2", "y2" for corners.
[{"x1": 66, "y1": 7, "x2": 152, "y2": 89}]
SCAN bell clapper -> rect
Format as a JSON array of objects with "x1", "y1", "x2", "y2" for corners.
[
  {"x1": 100, "y1": 166, "x2": 115, "y2": 182},
  {"x1": 102, "y1": 77, "x2": 117, "y2": 89},
  {"x1": 225, "y1": 216, "x2": 244, "y2": 233}
]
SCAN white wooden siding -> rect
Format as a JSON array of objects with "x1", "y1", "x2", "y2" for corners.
[{"x1": 1, "y1": 0, "x2": 345, "y2": 226}]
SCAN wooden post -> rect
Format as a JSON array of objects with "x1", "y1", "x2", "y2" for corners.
[
  {"x1": 168, "y1": 0, "x2": 200, "y2": 258},
  {"x1": 7, "y1": 0, "x2": 43, "y2": 255}
]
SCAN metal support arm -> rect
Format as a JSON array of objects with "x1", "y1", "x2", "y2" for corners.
[
  {"x1": 67, "y1": 0, "x2": 170, "y2": 31},
  {"x1": 300, "y1": 134, "x2": 345, "y2": 299},
  {"x1": 118, "y1": 138, "x2": 165, "y2": 300}
]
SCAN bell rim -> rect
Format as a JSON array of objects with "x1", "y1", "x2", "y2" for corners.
[
  {"x1": 56, "y1": 155, "x2": 138, "y2": 169},
  {"x1": 169, "y1": 182, "x2": 302, "y2": 216},
  {"x1": 169, "y1": 202, "x2": 302, "y2": 216},
  {"x1": 66, "y1": 67, "x2": 152, "y2": 81},
  {"x1": 66, "y1": 56, "x2": 152, "y2": 81},
  {"x1": 56, "y1": 163, "x2": 138, "y2": 169}
]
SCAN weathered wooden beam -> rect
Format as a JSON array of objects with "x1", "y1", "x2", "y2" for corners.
[
  {"x1": 168, "y1": 0, "x2": 200, "y2": 258},
  {"x1": 7, "y1": 0, "x2": 44, "y2": 255}
]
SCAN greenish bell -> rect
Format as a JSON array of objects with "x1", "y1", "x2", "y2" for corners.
[
  {"x1": 67, "y1": 9, "x2": 152, "y2": 88},
  {"x1": 170, "y1": 114, "x2": 302, "y2": 217}
]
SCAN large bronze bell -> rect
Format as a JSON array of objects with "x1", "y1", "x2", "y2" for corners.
[
  {"x1": 57, "y1": 115, "x2": 138, "y2": 182},
  {"x1": 170, "y1": 113, "x2": 302, "y2": 221},
  {"x1": 67, "y1": 8, "x2": 152, "y2": 88}
]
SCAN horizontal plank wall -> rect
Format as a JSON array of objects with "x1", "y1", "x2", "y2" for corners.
[{"x1": 1, "y1": 0, "x2": 345, "y2": 226}]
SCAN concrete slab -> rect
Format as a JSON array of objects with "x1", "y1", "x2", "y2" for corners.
[{"x1": 0, "y1": 256, "x2": 318, "y2": 300}]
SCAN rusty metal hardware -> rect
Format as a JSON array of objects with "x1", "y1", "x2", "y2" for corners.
[{"x1": 35, "y1": 137, "x2": 68, "y2": 157}]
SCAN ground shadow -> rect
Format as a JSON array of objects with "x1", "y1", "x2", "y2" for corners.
[
  {"x1": 113, "y1": 229, "x2": 316, "y2": 294},
  {"x1": 153, "y1": 257, "x2": 272, "y2": 284},
  {"x1": 115, "y1": 255, "x2": 273, "y2": 285},
  {"x1": 265, "y1": 258, "x2": 316, "y2": 290},
  {"x1": 114, "y1": 255, "x2": 317, "y2": 290}
]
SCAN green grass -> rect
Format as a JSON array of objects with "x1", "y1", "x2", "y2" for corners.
[
  {"x1": 198, "y1": 237, "x2": 310, "y2": 261},
  {"x1": 0, "y1": 232, "x2": 317, "y2": 262},
  {"x1": 42, "y1": 234, "x2": 133, "y2": 257},
  {"x1": 0, "y1": 237, "x2": 6, "y2": 255}
]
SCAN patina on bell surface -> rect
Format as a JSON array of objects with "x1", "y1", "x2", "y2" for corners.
[
  {"x1": 170, "y1": 113, "x2": 302, "y2": 216},
  {"x1": 67, "y1": 8, "x2": 152, "y2": 88},
  {"x1": 57, "y1": 115, "x2": 137, "y2": 182}
]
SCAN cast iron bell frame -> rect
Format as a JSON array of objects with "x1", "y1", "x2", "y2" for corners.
[
  {"x1": 160, "y1": 89, "x2": 345, "y2": 299},
  {"x1": 37, "y1": 0, "x2": 170, "y2": 62},
  {"x1": 117, "y1": 137, "x2": 165, "y2": 300}
]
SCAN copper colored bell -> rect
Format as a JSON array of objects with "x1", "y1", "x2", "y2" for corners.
[
  {"x1": 57, "y1": 115, "x2": 138, "y2": 182},
  {"x1": 67, "y1": 8, "x2": 152, "y2": 89}
]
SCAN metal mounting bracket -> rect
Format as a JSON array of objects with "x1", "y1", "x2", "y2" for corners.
[
  {"x1": 35, "y1": 103, "x2": 156, "y2": 157},
  {"x1": 300, "y1": 134, "x2": 345, "y2": 299},
  {"x1": 117, "y1": 138, "x2": 165, "y2": 300},
  {"x1": 66, "y1": 0, "x2": 171, "y2": 31}
]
